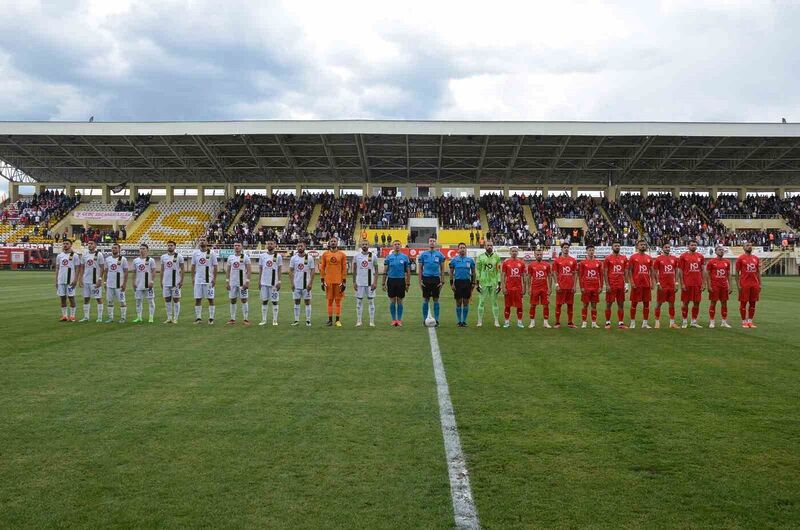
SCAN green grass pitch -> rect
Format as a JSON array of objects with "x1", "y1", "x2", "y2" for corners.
[{"x1": 1, "y1": 271, "x2": 799, "y2": 529}]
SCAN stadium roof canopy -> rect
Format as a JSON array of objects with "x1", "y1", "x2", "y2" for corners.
[{"x1": 1, "y1": 120, "x2": 800, "y2": 187}]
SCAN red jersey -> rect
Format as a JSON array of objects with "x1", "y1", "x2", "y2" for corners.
[
  {"x1": 735, "y1": 254, "x2": 760, "y2": 287},
  {"x1": 628, "y1": 253, "x2": 653, "y2": 288},
  {"x1": 678, "y1": 251, "x2": 705, "y2": 287},
  {"x1": 502, "y1": 258, "x2": 526, "y2": 291},
  {"x1": 578, "y1": 259, "x2": 603, "y2": 290},
  {"x1": 553, "y1": 255, "x2": 578, "y2": 290},
  {"x1": 654, "y1": 254, "x2": 679, "y2": 289},
  {"x1": 527, "y1": 260, "x2": 551, "y2": 292},
  {"x1": 604, "y1": 253, "x2": 628, "y2": 288},
  {"x1": 706, "y1": 258, "x2": 730, "y2": 289}
]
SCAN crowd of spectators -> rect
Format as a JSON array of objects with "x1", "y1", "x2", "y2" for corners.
[
  {"x1": 312, "y1": 193, "x2": 358, "y2": 246},
  {"x1": 480, "y1": 193, "x2": 536, "y2": 246},
  {"x1": 436, "y1": 196, "x2": 480, "y2": 229},
  {"x1": 359, "y1": 196, "x2": 411, "y2": 228},
  {"x1": 1, "y1": 190, "x2": 80, "y2": 227},
  {"x1": 114, "y1": 193, "x2": 152, "y2": 219},
  {"x1": 710, "y1": 194, "x2": 783, "y2": 219},
  {"x1": 620, "y1": 193, "x2": 724, "y2": 246},
  {"x1": 75, "y1": 226, "x2": 127, "y2": 244}
]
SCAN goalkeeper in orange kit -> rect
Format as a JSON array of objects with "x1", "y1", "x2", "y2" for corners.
[{"x1": 320, "y1": 236, "x2": 348, "y2": 327}]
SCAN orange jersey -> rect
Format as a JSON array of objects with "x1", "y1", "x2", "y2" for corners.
[{"x1": 320, "y1": 250, "x2": 348, "y2": 284}]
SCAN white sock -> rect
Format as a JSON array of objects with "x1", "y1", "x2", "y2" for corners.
[
  {"x1": 230, "y1": 303, "x2": 237, "y2": 320},
  {"x1": 173, "y1": 301, "x2": 180, "y2": 319},
  {"x1": 305, "y1": 305, "x2": 312, "y2": 321},
  {"x1": 97, "y1": 304, "x2": 103, "y2": 318},
  {"x1": 368, "y1": 300, "x2": 375, "y2": 322},
  {"x1": 120, "y1": 306, "x2": 127, "y2": 320},
  {"x1": 148, "y1": 299, "x2": 155, "y2": 318},
  {"x1": 69, "y1": 306, "x2": 76, "y2": 318},
  {"x1": 61, "y1": 307, "x2": 68, "y2": 317},
  {"x1": 136, "y1": 299, "x2": 143, "y2": 318},
  {"x1": 293, "y1": 304, "x2": 300, "y2": 321},
  {"x1": 83, "y1": 304, "x2": 90, "y2": 318},
  {"x1": 242, "y1": 302, "x2": 249, "y2": 320},
  {"x1": 195, "y1": 305, "x2": 202, "y2": 319},
  {"x1": 108, "y1": 304, "x2": 114, "y2": 319},
  {"x1": 261, "y1": 304, "x2": 268, "y2": 322},
  {"x1": 166, "y1": 301, "x2": 173, "y2": 319},
  {"x1": 356, "y1": 298, "x2": 363, "y2": 320},
  {"x1": 209, "y1": 305, "x2": 215, "y2": 320},
  {"x1": 272, "y1": 303, "x2": 279, "y2": 322}
]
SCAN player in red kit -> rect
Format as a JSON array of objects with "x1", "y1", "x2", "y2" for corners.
[
  {"x1": 706, "y1": 245, "x2": 732, "y2": 328},
  {"x1": 553, "y1": 242, "x2": 578, "y2": 328},
  {"x1": 501, "y1": 246, "x2": 526, "y2": 328},
  {"x1": 628, "y1": 239, "x2": 653, "y2": 329},
  {"x1": 577, "y1": 244, "x2": 602, "y2": 328},
  {"x1": 604, "y1": 241, "x2": 628, "y2": 329},
  {"x1": 735, "y1": 240, "x2": 761, "y2": 328},
  {"x1": 526, "y1": 247, "x2": 552, "y2": 328},
  {"x1": 678, "y1": 240, "x2": 705, "y2": 328},
  {"x1": 653, "y1": 242, "x2": 679, "y2": 329}
]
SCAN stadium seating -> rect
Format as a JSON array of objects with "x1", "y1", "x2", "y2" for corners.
[
  {"x1": 128, "y1": 200, "x2": 221, "y2": 247},
  {"x1": 481, "y1": 193, "x2": 534, "y2": 246}
]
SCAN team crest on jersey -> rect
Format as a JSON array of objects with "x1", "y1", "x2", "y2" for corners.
[
  {"x1": 330, "y1": 256, "x2": 338, "y2": 263},
  {"x1": 361, "y1": 260, "x2": 369, "y2": 268},
  {"x1": 297, "y1": 264, "x2": 305, "y2": 270},
  {"x1": 199, "y1": 258, "x2": 207, "y2": 265},
  {"x1": 62, "y1": 259, "x2": 68, "y2": 266},
  {"x1": 87, "y1": 259, "x2": 94, "y2": 266},
  {"x1": 166, "y1": 262, "x2": 173, "y2": 268},
  {"x1": 138, "y1": 264, "x2": 145, "y2": 271},
  {"x1": 233, "y1": 262, "x2": 240, "y2": 269},
  {"x1": 266, "y1": 260, "x2": 273, "y2": 267},
  {"x1": 110, "y1": 264, "x2": 118, "y2": 271}
]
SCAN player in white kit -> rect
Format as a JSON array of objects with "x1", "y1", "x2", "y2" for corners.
[
  {"x1": 352, "y1": 239, "x2": 378, "y2": 327},
  {"x1": 79, "y1": 240, "x2": 104, "y2": 322},
  {"x1": 55, "y1": 239, "x2": 81, "y2": 321},
  {"x1": 191, "y1": 237, "x2": 218, "y2": 324},
  {"x1": 289, "y1": 241, "x2": 315, "y2": 326},
  {"x1": 133, "y1": 243, "x2": 157, "y2": 323},
  {"x1": 103, "y1": 243, "x2": 129, "y2": 323},
  {"x1": 258, "y1": 239, "x2": 282, "y2": 326},
  {"x1": 160, "y1": 240, "x2": 184, "y2": 324},
  {"x1": 226, "y1": 241, "x2": 252, "y2": 325}
]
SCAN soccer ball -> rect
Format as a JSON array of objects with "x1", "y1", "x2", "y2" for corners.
[{"x1": 425, "y1": 314, "x2": 437, "y2": 327}]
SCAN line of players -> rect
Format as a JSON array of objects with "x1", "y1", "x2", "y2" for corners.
[{"x1": 53, "y1": 235, "x2": 762, "y2": 329}]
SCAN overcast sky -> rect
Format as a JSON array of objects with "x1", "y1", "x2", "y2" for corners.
[{"x1": 1, "y1": 0, "x2": 799, "y2": 196}]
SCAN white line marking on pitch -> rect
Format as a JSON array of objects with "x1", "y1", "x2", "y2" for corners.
[{"x1": 427, "y1": 326, "x2": 481, "y2": 530}]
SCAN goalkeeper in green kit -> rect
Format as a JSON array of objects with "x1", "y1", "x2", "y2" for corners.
[{"x1": 475, "y1": 239, "x2": 502, "y2": 327}]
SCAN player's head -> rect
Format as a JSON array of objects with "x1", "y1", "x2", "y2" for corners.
[
  {"x1": 688, "y1": 240, "x2": 698, "y2": 251},
  {"x1": 233, "y1": 241, "x2": 242, "y2": 254},
  {"x1": 139, "y1": 243, "x2": 149, "y2": 257},
  {"x1": 428, "y1": 237, "x2": 437, "y2": 250},
  {"x1": 561, "y1": 241, "x2": 570, "y2": 256},
  {"x1": 360, "y1": 239, "x2": 369, "y2": 252},
  {"x1": 328, "y1": 237, "x2": 338, "y2": 250},
  {"x1": 636, "y1": 239, "x2": 647, "y2": 252},
  {"x1": 661, "y1": 241, "x2": 671, "y2": 255},
  {"x1": 111, "y1": 242, "x2": 120, "y2": 256},
  {"x1": 534, "y1": 247, "x2": 543, "y2": 261},
  {"x1": 510, "y1": 245, "x2": 519, "y2": 259},
  {"x1": 743, "y1": 240, "x2": 753, "y2": 254},
  {"x1": 715, "y1": 244, "x2": 725, "y2": 258},
  {"x1": 612, "y1": 241, "x2": 621, "y2": 254},
  {"x1": 458, "y1": 242, "x2": 467, "y2": 256},
  {"x1": 62, "y1": 239, "x2": 72, "y2": 252},
  {"x1": 198, "y1": 237, "x2": 208, "y2": 250},
  {"x1": 266, "y1": 239, "x2": 275, "y2": 251},
  {"x1": 296, "y1": 241, "x2": 306, "y2": 253},
  {"x1": 86, "y1": 240, "x2": 96, "y2": 251},
  {"x1": 586, "y1": 243, "x2": 595, "y2": 259},
  {"x1": 167, "y1": 240, "x2": 176, "y2": 253},
  {"x1": 392, "y1": 239, "x2": 402, "y2": 252},
  {"x1": 484, "y1": 239, "x2": 494, "y2": 254}
]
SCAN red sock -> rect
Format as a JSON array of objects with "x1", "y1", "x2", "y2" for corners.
[
  {"x1": 654, "y1": 305, "x2": 661, "y2": 319},
  {"x1": 327, "y1": 300, "x2": 334, "y2": 317},
  {"x1": 335, "y1": 299, "x2": 342, "y2": 316},
  {"x1": 630, "y1": 302, "x2": 638, "y2": 320},
  {"x1": 739, "y1": 301, "x2": 747, "y2": 319},
  {"x1": 504, "y1": 305, "x2": 511, "y2": 320},
  {"x1": 581, "y1": 305, "x2": 588, "y2": 321},
  {"x1": 567, "y1": 304, "x2": 574, "y2": 324},
  {"x1": 668, "y1": 305, "x2": 675, "y2": 319},
  {"x1": 529, "y1": 305, "x2": 536, "y2": 319},
  {"x1": 605, "y1": 307, "x2": 611, "y2": 321},
  {"x1": 643, "y1": 302, "x2": 650, "y2": 320},
  {"x1": 748, "y1": 302, "x2": 756, "y2": 320},
  {"x1": 555, "y1": 305, "x2": 561, "y2": 324},
  {"x1": 681, "y1": 304, "x2": 688, "y2": 320},
  {"x1": 517, "y1": 307, "x2": 523, "y2": 320},
  {"x1": 543, "y1": 304, "x2": 549, "y2": 320},
  {"x1": 617, "y1": 307, "x2": 624, "y2": 323},
  {"x1": 691, "y1": 303, "x2": 699, "y2": 320},
  {"x1": 709, "y1": 301, "x2": 716, "y2": 320},
  {"x1": 721, "y1": 303, "x2": 727, "y2": 319},
  {"x1": 591, "y1": 308, "x2": 597, "y2": 322}
]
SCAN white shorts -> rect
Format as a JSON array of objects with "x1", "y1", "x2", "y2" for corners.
[
  {"x1": 229, "y1": 286, "x2": 249, "y2": 299},
  {"x1": 293, "y1": 288, "x2": 312, "y2": 301},
  {"x1": 194, "y1": 284, "x2": 215, "y2": 300},
  {"x1": 162, "y1": 286, "x2": 182, "y2": 299},
  {"x1": 82, "y1": 283, "x2": 102, "y2": 299},
  {"x1": 260, "y1": 285, "x2": 280, "y2": 302},
  {"x1": 135, "y1": 288, "x2": 155, "y2": 300},
  {"x1": 57, "y1": 283, "x2": 76, "y2": 297},
  {"x1": 106, "y1": 287, "x2": 126, "y2": 303},
  {"x1": 356, "y1": 285, "x2": 376, "y2": 299}
]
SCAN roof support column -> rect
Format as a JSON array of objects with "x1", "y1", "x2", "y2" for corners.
[
  {"x1": 65, "y1": 185, "x2": 76, "y2": 198},
  {"x1": 36, "y1": 184, "x2": 46, "y2": 194},
  {"x1": 542, "y1": 186, "x2": 549, "y2": 197},
  {"x1": 641, "y1": 186, "x2": 649, "y2": 198},
  {"x1": 226, "y1": 183, "x2": 235, "y2": 199},
  {"x1": 9, "y1": 182, "x2": 19, "y2": 202},
  {"x1": 266, "y1": 184, "x2": 273, "y2": 198},
  {"x1": 776, "y1": 187, "x2": 786, "y2": 200},
  {"x1": 129, "y1": 184, "x2": 138, "y2": 202},
  {"x1": 333, "y1": 184, "x2": 340, "y2": 198},
  {"x1": 198, "y1": 185, "x2": 205, "y2": 205},
  {"x1": 165, "y1": 184, "x2": 174, "y2": 205},
  {"x1": 607, "y1": 185, "x2": 618, "y2": 202},
  {"x1": 363, "y1": 183, "x2": 371, "y2": 197},
  {"x1": 102, "y1": 184, "x2": 110, "y2": 204},
  {"x1": 296, "y1": 184, "x2": 302, "y2": 196},
  {"x1": 673, "y1": 186, "x2": 681, "y2": 197},
  {"x1": 709, "y1": 187, "x2": 718, "y2": 200},
  {"x1": 473, "y1": 185, "x2": 480, "y2": 198},
  {"x1": 403, "y1": 184, "x2": 413, "y2": 198},
  {"x1": 503, "y1": 185, "x2": 509, "y2": 199},
  {"x1": 739, "y1": 187, "x2": 746, "y2": 201},
  {"x1": 571, "y1": 187, "x2": 578, "y2": 199}
]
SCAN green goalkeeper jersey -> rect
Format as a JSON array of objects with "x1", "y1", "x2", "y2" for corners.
[{"x1": 476, "y1": 251, "x2": 502, "y2": 286}]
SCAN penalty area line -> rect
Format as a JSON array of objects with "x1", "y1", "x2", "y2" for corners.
[{"x1": 427, "y1": 326, "x2": 480, "y2": 530}]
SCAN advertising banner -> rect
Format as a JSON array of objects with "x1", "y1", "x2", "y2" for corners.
[{"x1": 74, "y1": 211, "x2": 134, "y2": 221}]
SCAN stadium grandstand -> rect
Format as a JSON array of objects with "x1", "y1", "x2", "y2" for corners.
[{"x1": 1, "y1": 120, "x2": 799, "y2": 270}]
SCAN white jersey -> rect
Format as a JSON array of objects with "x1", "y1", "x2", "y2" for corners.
[
  {"x1": 353, "y1": 251, "x2": 378, "y2": 287},
  {"x1": 81, "y1": 250, "x2": 104, "y2": 285},
  {"x1": 104, "y1": 254, "x2": 129, "y2": 289},
  {"x1": 192, "y1": 249, "x2": 218, "y2": 285},
  {"x1": 289, "y1": 253, "x2": 315, "y2": 290},
  {"x1": 259, "y1": 251, "x2": 283, "y2": 287},
  {"x1": 227, "y1": 253, "x2": 251, "y2": 287},
  {"x1": 160, "y1": 252, "x2": 184, "y2": 288},
  {"x1": 56, "y1": 251, "x2": 81, "y2": 285},
  {"x1": 133, "y1": 257, "x2": 157, "y2": 290}
]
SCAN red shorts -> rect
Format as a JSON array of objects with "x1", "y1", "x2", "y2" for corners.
[
  {"x1": 580, "y1": 289, "x2": 599, "y2": 304},
  {"x1": 656, "y1": 287, "x2": 676, "y2": 304},
  {"x1": 681, "y1": 286, "x2": 702, "y2": 303},
  {"x1": 738, "y1": 285, "x2": 761, "y2": 302},
  {"x1": 505, "y1": 289, "x2": 523, "y2": 308},
  {"x1": 709, "y1": 285, "x2": 730, "y2": 302},
  {"x1": 529, "y1": 290, "x2": 549, "y2": 305},
  {"x1": 605, "y1": 287, "x2": 626, "y2": 304},
  {"x1": 556, "y1": 289, "x2": 575, "y2": 305},
  {"x1": 630, "y1": 286, "x2": 652, "y2": 303}
]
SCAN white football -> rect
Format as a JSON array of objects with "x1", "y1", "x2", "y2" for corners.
[{"x1": 425, "y1": 316, "x2": 437, "y2": 327}]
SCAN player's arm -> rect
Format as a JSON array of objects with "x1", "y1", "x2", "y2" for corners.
[
  {"x1": 308, "y1": 259, "x2": 316, "y2": 288},
  {"x1": 149, "y1": 259, "x2": 155, "y2": 288},
  {"x1": 371, "y1": 258, "x2": 378, "y2": 291},
  {"x1": 756, "y1": 259, "x2": 762, "y2": 287},
  {"x1": 101, "y1": 261, "x2": 107, "y2": 287},
  {"x1": 275, "y1": 256, "x2": 283, "y2": 290},
  {"x1": 352, "y1": 257, "x2": 359, "y2": 291},
  {"x1": 603, "y1": 261, "x2": 609, "y2": 292},
  {"x1": 573, "y1": 267, "x2": 578, "y2": 293},
  {"x1": 245, "y1": 258, "x2": 252, "y2": 288},
  {"x1": 417, "y1": 257, "x2": 424, "y2": 288},
  {"x1": 211, "y1": 258, "x2": 217, "y2": 287},
  {"x1": 705, "y1": 261, "x2": 712, "y2": 292},
  {"x1": 319, "y1": 254, "x2": 327, "y2": 291},
  {"x1": 121, "y1": 260, "x2": 128, "y2": 290},
  {"x1": 735, "y1": 259, "x2": 742, "y2": 292},
  {"x1": 54, "y1": 258, "x2": 59, "y2": 287},
  {"x1": 500, "y1": 264, "x2": 507, "y2": 294},
  {"x1": 160, "y1": 257, "x2": 165, "y2": 287},
  {"x1": 438, "y1": 258, "x2": 445, "y2": 287},
  {"x1": 677, "y1": 261, "x2": 684, "y2": 291},
  {"x1": 77, "y1": 259, "x2": 84, "y2": 287},
  {"x1": 651, "y1": 263, "x2": 658, "y2": 290},
  {"x1": 178, "y1": 257, "x2": 185, "y2": 287},
  {"x1": 449, "y1": 262, "x2": 456, "y2": 291},
  {"x1": 191, "y1": 258, "x2": 196, "y2": 281},
  {"x1": 339, "y1": 254, "x2": 347, "y2": 291},
  {"x1": 404, "y1": 259, "x2": 411, "y2": 291},
  {"x1": 470, "y1": 260, "x2": 476, "y2": 289}
]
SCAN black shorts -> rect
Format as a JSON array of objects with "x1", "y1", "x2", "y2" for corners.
[
  {"x1": 386, "y1": 278, "x2": 407, "y2": 299},
  {"x1": 453, "y1": 279, "x2": 473, "y2": 300},
  {"x1": 421, "y1": 276, "x2": 442, "y2": 299}
]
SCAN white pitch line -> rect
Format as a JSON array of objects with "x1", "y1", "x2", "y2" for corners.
[{"x1": 427, "y1": 326, "x2": 481, "y2": 530}]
